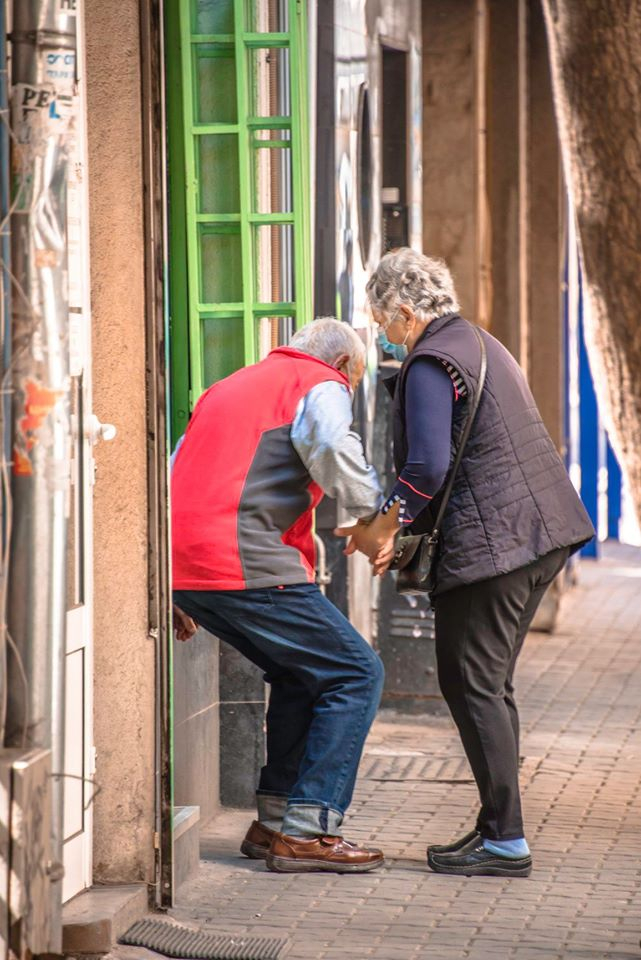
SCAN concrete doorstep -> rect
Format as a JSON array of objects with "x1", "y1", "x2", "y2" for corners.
[
  {"x1": 62, "y1": 883, "x2": 149, "y2": 956},
  {"x1": 62, "y1": 806, "x2": 200, "y2": 955}
]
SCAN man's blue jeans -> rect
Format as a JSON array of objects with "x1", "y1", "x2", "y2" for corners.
[{"x1": 173, "y1": 583, "x2": 384, "y2": 836}]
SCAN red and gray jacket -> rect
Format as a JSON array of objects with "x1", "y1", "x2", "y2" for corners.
[{"x1": 171, "y1": 348, "x2": 349, "y2": 590}]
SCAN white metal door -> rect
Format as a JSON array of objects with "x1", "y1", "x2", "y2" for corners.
[{"x1": 62, "y1": 0, "x2": 97, "y2": 904}]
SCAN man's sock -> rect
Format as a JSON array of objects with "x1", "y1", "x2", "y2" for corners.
[{"x1": 483, "y1": 837, "x2": 530, "y2": 859}]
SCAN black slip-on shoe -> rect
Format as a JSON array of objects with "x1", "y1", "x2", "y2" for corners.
[
  {"x1": 427, "y1": 840, "x2": 532, "y2": 877},
  {"x1": 427, "y1": 829, "x2": 480, "y2": 857}
]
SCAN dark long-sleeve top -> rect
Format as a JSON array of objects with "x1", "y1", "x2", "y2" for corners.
[{"x1": 382, "y1": 357, "x2": 468, "y2": 526}]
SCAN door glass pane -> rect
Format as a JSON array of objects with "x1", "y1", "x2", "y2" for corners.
[
  {"x1": 192, "y1": 0, "x2": 234, "y2": 34},
  {"x1": 63, "y1": 647, "x2": 85, "y2": 839},
  {"x1": 249, "y1": 48, "x2": 291, "y2": 118},
  {"x1": 244, "y1": 0, "x2": 289, "y2": 32},
  {"x1": 254, "y1": 223, "x2": 294, "y2": 302},
  {"x1": 257, "y1": 316, "x2": 294, "y2": 359},
  {"x1": 254, "y1": 128, "x2": 290, "y2": 142},
  {"x1": 200, "y1": 226, "x2": 243, "y2": 303},
  {"x1": 252, "y1": 142, "x2": 292, "y2": 214},
  {"x1": 202, "y1": 317, "x2": 245, "y2": 385},
  {"x1": 194, "y1": 44, "x2": 236, "y2": 123},
  {"x1": 66, "y1": 376, "x2": 84, "y2": 610},
  {"x1": 197, "y1": 135, "x2": 240, "y2": 213}
]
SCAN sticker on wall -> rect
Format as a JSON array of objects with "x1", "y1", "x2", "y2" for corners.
[
  {"x1": 12, "y1": 83, "x2": 57, "y2": 146},
  {"x1": 11, "y1": 75, "x2": 74, "y2": 210},
  {"x1": 42, "y1": 49, "x2": 76, "y2": 97}
]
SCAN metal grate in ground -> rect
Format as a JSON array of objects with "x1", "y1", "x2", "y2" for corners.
[
  {"x1": 120, "y1": 918, "x2": 290, "y2": 960},
  {"x1": 359, "y1": 754, "x2": 474, "y2": 782},
  {"x1": 359, "y1": 753, "x2": 542, "y2": 783}
]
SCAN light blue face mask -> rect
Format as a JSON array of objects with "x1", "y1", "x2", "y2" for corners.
[{"x1": 378, "y1": 330, "x2": 408, "y2": 362}]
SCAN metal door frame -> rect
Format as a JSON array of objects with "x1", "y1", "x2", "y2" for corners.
[
  {"x1": 140, "y1": 0, "x2": 174, "y2": 908},
  {"x1": 62, "y1": 0, "x2": 95, "y2": 904}
]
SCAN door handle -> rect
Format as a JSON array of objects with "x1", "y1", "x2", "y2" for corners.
[{"x1": 86, "y1": 415, "x2": 117, "y2": 444}]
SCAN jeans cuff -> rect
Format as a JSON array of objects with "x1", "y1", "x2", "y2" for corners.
[
  {"x1": 256, "y1": 791, "x2": 288, "y2": 829},
  {"x1": 281, "y1": 802, "x2": 344, "y2": 838}
]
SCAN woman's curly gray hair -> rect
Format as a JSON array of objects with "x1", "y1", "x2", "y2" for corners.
[{"x1": 366, "y1": 248, "x2": 460, "y2": 322}]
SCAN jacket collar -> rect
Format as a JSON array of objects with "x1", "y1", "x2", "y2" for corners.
[
  {"x1": 269, "y1": 346, "x2": 351, "y2": 388},
  {"x1": 413, "y1": 312, "x2": 460, "y2": 350},
  {"x1": 382, "y1": 313, "x2": 461, "y2": 399}
]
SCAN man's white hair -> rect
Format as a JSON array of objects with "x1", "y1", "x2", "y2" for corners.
[
  {"x1": 290, "y1": 316, "x2": 365, "y2": 376},
  {"x1": 366, "y1": 247, "x2": 460, "y2": 322}
]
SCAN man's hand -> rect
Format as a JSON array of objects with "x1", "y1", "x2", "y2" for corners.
[
  {"x1": 334, "y1": 521, "x2": 384, "y2": 561},
  {"x1": 335, "y1": 502, "x2": 401, "y2": 573},
  {"x1": 334, "y1": 524, "x2": 396, "y2": 575},
  {"x1": 173, "y1": 604, "x2": 197, "y2": 642}
]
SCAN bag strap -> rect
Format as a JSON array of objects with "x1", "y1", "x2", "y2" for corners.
[{"x1": 427, "y1": 324, "x2": 487, "y2": 544}]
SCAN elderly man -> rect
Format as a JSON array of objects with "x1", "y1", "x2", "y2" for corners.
[
  {"x1": 338, "y1": 249, "x2": 594, "y2": 877},
  {"x1": 172, "y1": 317, "x2": 385, "y2": 874}
]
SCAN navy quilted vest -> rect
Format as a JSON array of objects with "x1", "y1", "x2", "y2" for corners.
[{"x1": 391, "y1": 314, "x2": 594, "y2": 595}]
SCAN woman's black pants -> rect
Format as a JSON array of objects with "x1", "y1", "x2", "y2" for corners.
[{"x1": 433, "y1": 547, "x2": 570, "y2": 840}]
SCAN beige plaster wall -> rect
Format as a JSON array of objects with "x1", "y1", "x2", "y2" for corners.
[{"x1": 85, "y1": 0, "x2": 155, "y2": 883}]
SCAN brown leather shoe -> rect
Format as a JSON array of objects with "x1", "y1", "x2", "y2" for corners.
[
  {"x1": 240, "y1": 820, "x2": 276, "y2": 860},
  {"x1": 266, "y1": 832, "x2": 384, "y2": 873}
]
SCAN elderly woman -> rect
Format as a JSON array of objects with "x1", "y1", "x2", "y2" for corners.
[{"x1": 339, "y1": 248, "x2": 594, "y2": 877}]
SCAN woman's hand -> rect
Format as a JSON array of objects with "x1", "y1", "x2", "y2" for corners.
[
  {"x1": 173, "y1": 604, "x2": 197, "y2": 642},
  {"x1": 371, "y1": 537, "x2": 396, "y2": 577}
]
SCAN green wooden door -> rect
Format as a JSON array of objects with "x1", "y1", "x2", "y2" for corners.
[{"x1": 166, "y1": 0, "x2": 311, "y2": 442}]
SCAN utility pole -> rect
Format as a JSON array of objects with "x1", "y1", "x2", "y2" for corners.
[{"x1": 5, "y1": 1, "x2": 76, "y2": 950}]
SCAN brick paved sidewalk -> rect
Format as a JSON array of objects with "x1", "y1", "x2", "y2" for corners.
[{"x1": 118, "y1": 546, "x2": 641, "y2": 960}]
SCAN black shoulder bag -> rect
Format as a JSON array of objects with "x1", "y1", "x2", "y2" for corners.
[{"x1": 390, "y1": 325, "x2": 487, "y2": 596}]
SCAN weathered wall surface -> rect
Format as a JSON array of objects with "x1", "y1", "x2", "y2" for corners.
[
  {"x1": 527, "y1": 0, "x2": 564, "y2": 449},
  {"x1": 423, "y1": 0, "x2": 564, "y2": 448},
  {"x1": 174, "y1": 630, "x2": 223, "y2": 821},
  {"x1": 422, "y1": 0, "x2": 487, "y2": 323},
  {"x1": 486, "y1": 0, "x2": 527, "y2": 361},
  {"x1": 85, "y1": 0, "x2": 155, "y2": 883}
]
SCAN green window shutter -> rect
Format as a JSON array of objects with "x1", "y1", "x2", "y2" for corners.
[{"x1": 167, "y1": 0, "x2": 311, "y2": 439}]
